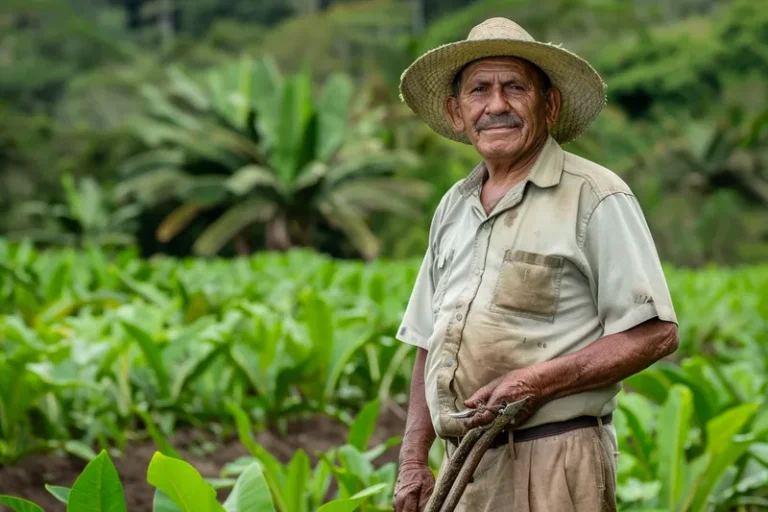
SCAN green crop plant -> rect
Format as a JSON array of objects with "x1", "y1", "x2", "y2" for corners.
[{"x1": 0, "y1": 450, "x2": 387, "y2": 512}]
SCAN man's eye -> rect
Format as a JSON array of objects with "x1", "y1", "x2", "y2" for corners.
[
  {"x1": 506, "y1": 84, "x2": 524, "y2": 91},
  {"x1": 471, "y1": 86, "x2": 485, "y2": 93}
]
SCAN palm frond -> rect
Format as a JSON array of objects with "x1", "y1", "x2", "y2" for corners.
[
  {"x1": 114, "y1": 168, "x2": 192, "y2": 206},
  {"x1": 226, "y1": 165, "x2": 279, "y2": 196},
  {"x1": 328, "y1": 178, "x2": 430, "y2": 217},
  {"x1": 317, "y1": 199, "x2": 379, "y2": 261},
  {"x1": 118, "y1": 149, "x2": 185, "y2": 177},
  {"x1": 193, "y1": 199, "x2": 277, "y2": 256},
  {"x1": 324, "y1": 150, "x2": 419, "y2": 189},
  {"x1": 156, "y1": 202, "x2": 206, "y2": 243}
]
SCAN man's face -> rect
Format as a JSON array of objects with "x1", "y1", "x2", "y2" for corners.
[{"x1": 446, "y1": 57, "x2": 561, "y2": 161}]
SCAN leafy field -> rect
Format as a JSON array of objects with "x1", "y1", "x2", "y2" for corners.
[{"x1": 1, "y1": 239, "x2": 767, "y2": 511}]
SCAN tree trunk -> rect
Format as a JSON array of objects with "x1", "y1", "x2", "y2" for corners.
[
  {"x1": 234, "y1": 233, "x2": 251, "y2": 256},
  {"x1": 265, "y1": 215, "x2": 293, "y2": 251}
]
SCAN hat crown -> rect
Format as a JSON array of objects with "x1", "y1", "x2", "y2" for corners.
[{"x1": 467, "y1": 17, "x2": 535, "y2": 42}]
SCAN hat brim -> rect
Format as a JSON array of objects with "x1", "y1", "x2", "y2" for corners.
[{"x1": 399, "y1": 39, "x2": 607, "y2": 145}]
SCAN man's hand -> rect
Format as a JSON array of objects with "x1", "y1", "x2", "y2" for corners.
[
  {"x1": 393, "y1": 460, "x2": 435, "y2": 511},
  {"x1": 462, "y1": 367, "x2": 541, "y2": 429}
]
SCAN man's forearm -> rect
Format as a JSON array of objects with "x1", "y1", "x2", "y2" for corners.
[
  {"x1": 531, "y1": 318, "x2": 679, "y2": 404},
  {"x1": 399, "y1": 347, "x2": 436, "y2": 464}
]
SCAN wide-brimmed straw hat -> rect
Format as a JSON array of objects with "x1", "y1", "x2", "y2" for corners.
[{"x1": 399, "y1": 17, "x2": 607, "y2": 145}]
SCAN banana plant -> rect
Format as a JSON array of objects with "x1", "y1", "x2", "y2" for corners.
[{"x1": 119, "y1": 56, "x2": 429, "y2": 259}]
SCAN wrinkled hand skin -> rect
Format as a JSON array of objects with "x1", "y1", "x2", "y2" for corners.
[
  {"x1": 393, "y1": 461, "x2": 435, "y2": 512},
  {"x1": 462, "y1": 367, "x2": 541, "y2": 429}
]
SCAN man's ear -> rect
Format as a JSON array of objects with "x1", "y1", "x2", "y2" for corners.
[
  {"x1": 445, "y1": 96, "x2": 465, "y2": 133},
  {"x1": 545, "y1": 87, "x2": 562, "y2": 127}
]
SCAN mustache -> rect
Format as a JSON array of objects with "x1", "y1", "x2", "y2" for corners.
[{"x1": 475, "y1": 113, "x2": 523, "y2": 131}]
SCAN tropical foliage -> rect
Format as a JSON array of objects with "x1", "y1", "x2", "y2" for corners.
[
  {"x1": 1, "y1": 241, "x2": 767, "y2": 509},
  {"x1": 117, "y1": 56, "x2": 427, "y2": 259}
]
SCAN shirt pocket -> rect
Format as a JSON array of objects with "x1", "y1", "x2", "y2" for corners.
[{"x1": 489, "y1": 249, "x2": 565, "y2": 322}]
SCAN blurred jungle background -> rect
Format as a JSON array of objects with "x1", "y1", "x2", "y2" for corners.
[{"x1": 1, "y1": 0, "x2": 767, "y2": 511}]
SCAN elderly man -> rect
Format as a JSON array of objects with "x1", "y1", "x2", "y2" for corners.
[{"x1": 393, "y1": 17, "x2": 679, "y2": 512}]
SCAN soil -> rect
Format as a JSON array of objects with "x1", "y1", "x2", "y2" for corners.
[{"x1": 0, "y1": 402, "x2": 408, "y2": 511}]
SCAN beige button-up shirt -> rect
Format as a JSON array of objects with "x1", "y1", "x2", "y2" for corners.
[{"x1": 396, "y1": 135, "x2": 677, "y2": 438}]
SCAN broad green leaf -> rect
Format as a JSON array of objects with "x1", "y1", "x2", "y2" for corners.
[
  {"x1": 46, "y1": 485, "x2": 71, "y2": 504},
  {"x1": 222, "y1": 462, "x2": 276, "y2": 512},
  {"x1": 67, "y1": 450, "x2": 127, "y2": 512},
  {"x1": 338, "y1": 445, "x2": 375, "y2": 485},
  {"x1": 0, "y1": 496, "x2": 45, "y2": 512},
  {"x1": 169, "y1": 343, "x2": 229, "y2": 403},
  {"x1": 114, "y1": 269, "x2": 169, "y2": 308},
  {"x1": 316, "y1": 73, "x2": 353, "y2": 161},
  {"x1": 681, "y1": 403, "x2": 760, "y2": 512},
  {"x1": 146, "y1": 452, "x2": 225, "y2": 512},
  {"x1": 616, "y1": 404, "x2": 654, "y2": 477},
  {"x1": 272, "y1": 70, "x2": 314, "y2": 185},
  {"x1": 44, "y1": 257, "x2": 70, "y2": 301},
  {"x1": 325, "y1": 324, "x2": 373, "y2": 401},
  {"x1": 656, "y1": 385, "x2": 693, "y2": 510},
  {"x1": 121, "y1": 320, "x2": 170, "y2": 398},
  {"x1": 625, "y1": 370, "x2": 671, "y2": 405},
  {"x1": 285, "y1": 450, "x2": 311, "y2": 512},
  {"x1": 302, "y1": 292, "x2": 334, "y2": 371},
  {"x1": 225, "y1": 402, "x2": 288, "y2": 511},
  {"x1": 64, "y1": 440, "x2": 98, "y2": 461},
  {"x1": 705, "y1": 403, "x2": 760, "y2": 457},
  {"x1": 153, "y1": 490, "x2": 182, "y2": 512},
  {"x1": 225, "y1": 165, "x2": 278, "y2": 196},
  {"x1": 684, "y1": 439, "x2": 753, "y2": 512},
  {"x1": 347, "y1": 399, "x2": 380, "y2": 451},
  {"x1": 314, "y1": 483, "x2": 388, "y2": 512}
]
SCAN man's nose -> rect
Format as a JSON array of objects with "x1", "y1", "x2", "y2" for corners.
[{"x1": 486, "y1": 86, "x2": 509, "y2": 114}]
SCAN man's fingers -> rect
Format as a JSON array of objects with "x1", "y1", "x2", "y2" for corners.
[
  {"x1": 465, "y1": 409, "x2": 494, "y2": 428},
  {"x1": 464, "y1": 384, "x2": 492, "y2": 408},
  {"x1": 399, "y1": 489, "x2": 419, "y2": 512},
  {"x1": 419, "y1": 484, "x2": 435, "y2": 509}
]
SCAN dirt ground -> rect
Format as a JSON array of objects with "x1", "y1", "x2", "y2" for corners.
[{"x1": 0, "y1": 403, "x2": 407, "y2": 511}]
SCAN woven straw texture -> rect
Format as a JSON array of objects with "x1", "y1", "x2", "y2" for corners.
[{"x1": 399, "y1": 18, "x2": 607, "y2": 145}]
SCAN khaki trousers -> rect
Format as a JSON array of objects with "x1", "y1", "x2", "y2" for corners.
[{"x1": 434, "y1": 423, "x2": 619, "y2": 512}]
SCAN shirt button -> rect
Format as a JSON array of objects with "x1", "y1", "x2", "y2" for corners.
[
  {"x1": 474, "y1": 268, "x2": 482, "y2": 276},
  {"x1": 456, "y1": 313, "x2": 463, "y2": 321},
  {"x1": 483, "y1": 223, "x2": 491, "y2": 230}
]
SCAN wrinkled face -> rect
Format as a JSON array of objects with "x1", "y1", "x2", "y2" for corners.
[{"x1": 446, "y1": 57, "x2": 561, "y2": 161}]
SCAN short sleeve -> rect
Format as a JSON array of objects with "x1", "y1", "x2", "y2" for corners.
[
  {"x1": 395, "y1": 202, "x2": 446, "y2": 350},
  {"x1": 582, "y1": 193, "x2": 677, "y2": 336}
]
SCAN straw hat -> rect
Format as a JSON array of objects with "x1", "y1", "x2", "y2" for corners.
[{"x1": 399, "y1": 17, "x2": 607, "y2": 145}]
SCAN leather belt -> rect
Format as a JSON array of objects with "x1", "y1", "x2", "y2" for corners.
[{"x1": 447, "y1": 413, "x2": 612, "y2": 449}]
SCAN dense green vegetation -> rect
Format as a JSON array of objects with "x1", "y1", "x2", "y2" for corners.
[
  {"x1": 1, "y1": 242, "x2": 767, "y2": 510},
  {"x1": 2, "y1": 0, "x2": 768, "y2": 510}
]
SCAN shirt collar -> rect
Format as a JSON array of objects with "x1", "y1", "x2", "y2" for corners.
[{"x1": 458, "y1": 135, "x2": 564, "y2": 198}]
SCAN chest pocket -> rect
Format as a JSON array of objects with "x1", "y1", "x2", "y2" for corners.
[
  {"x1": 490, "y1": 250, "x2": 565, "y2": 322},
  {"x1": 432, "y1": 239, "x2": 456, "y2": 316}
]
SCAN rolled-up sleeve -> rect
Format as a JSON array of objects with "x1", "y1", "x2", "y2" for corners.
[{"x1": 582, "y1": 192, "x2": 677, "y2": 336}]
